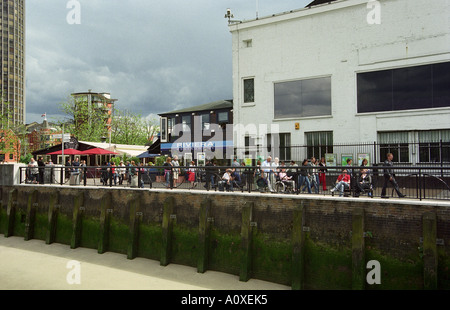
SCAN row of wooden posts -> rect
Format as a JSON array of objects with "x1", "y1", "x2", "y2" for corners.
[{"x1": 1, "y1": 188, "x2": 440, "y2": 290}]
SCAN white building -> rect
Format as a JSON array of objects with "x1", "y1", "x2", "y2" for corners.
[{"x1": 229, "y1": 0, "x2": 450, "y2": 165}]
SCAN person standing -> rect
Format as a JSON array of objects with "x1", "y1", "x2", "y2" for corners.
[
  {"x1": 271, "y1": 157, "x2": 280, "y2": 192},
  {"x1": 309, "y1": 157, "x2": 319, "y2": 194},
  {"x1": 163, "y1": 157, "x2": 173, "y2": 188},
  {"x1": 299, "y1": 159, "x2": 312, "y2": 194},
  {"x1": 204, "y1": 159, "x2": 215, "y2": 190},
  {"x1": 28, "y1": 158, "x2": 39, "y2": 184},
  {"x1": 318, "y1": 157, "x2": 327, "y2": 191},
  {"x1": 261, "y1": 156, "x2": 274, "y2": 192},
  {"x1": 188, "y1": 160, "x2": 197, "y2": 188},
  {"x1": 381, "y1": 153, "x2": 405, "y2": 198},
  {"x1": 172, "y1": 155, "x2": 180, "y2": 187},
  {"x1": 118, "y1": 161, "x2": 126, "y2": 185},
  {"x1": 37, "y1": 157, "x2": 45, "y2": 184}
]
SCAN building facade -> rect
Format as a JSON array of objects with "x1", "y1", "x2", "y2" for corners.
[
  {"x1": 0, "y1": 0, "x2": 25, "y2": 126},
  {"x1": 229, "y1": 0, "x2": 450, "y2": 165},
  {"x1": 158, "y1": 100, "x2": 233, "y2": 165},
  {"x1": 71, "y1": 90, "x2": 117, "y2": 137}
]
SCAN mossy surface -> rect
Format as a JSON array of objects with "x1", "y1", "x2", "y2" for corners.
[
  {"x1": 54, "y1": 213, "x2": 73, "y2": 245},
  {"x1": 137, "y1": 223, "x2": 162, "y2": 261},
  {"x1": 171, "y1": 225, "x2": 199, "y2": 267},
  {"x1": 252, "y1": 233, "x2": 292, "y2": 286},
  {"x1": 79, "y1": 216, "x2": 100, "y2": 250},
  {"x1": 304, "y1": 239, "x2": 352, "y2": 290},
  {"x1": 108, "y1": 217, "x2": 129, "y2": 255},
  {"x1": 208, "y1": 228, "x2": 241, "y2": 276}
]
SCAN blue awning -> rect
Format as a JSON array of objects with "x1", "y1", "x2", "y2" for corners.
[
  {"x1": 137, "y1": 151, "x2": 160, "y2": 158},
  {"x1": 161, "y1": 140, "x2": 233, "y2": 152}
]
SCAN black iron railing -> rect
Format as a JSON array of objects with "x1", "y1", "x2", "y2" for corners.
[{"x1": 18, "y1": 165, "x2": 450, "y2": 201}]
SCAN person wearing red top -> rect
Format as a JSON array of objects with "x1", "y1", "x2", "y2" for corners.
[{"x1": 330, "y1": 169, "x2": 351, "y2": 197}]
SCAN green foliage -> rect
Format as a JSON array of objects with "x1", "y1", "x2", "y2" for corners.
[
  {"x1": 57, "y1": 95, "x2": 159, "y2": 146},
  {"x1": 58, "y1": 95, "x2": 107, "y2": 142},
  {"x1": 20, "y1": 153, "x2": 33, "y2": 164},
  {"x1": 155, "y1": 155, "x2": 166, "y2": 166}
]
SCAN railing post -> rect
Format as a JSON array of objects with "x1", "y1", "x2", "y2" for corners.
[
  {"x1": 138, "y1": 169, "x2": 142, "y2": 188},
  {"x1": 60, "y1": 167, "x2": 64, "y2": 186},
  {"x1": 83, "y1": 166, "x2": 87, "y2": 186},
  {"x1": 418, "y1": 168, "x2": 422, "y2": 201}
]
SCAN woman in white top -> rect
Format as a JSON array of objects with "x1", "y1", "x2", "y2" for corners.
[{"x1": 172, "y1": 155, "x2": 180, "y2": 184}]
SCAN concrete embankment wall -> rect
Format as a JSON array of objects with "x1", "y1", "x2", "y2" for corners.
[{"x1": 0, "y1": 185, "x2": 449, "y2": 290}]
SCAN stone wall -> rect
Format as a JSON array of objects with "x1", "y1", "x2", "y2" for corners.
[{"x1": 1, "y1": 185, "x2": 449, "y2": 289}]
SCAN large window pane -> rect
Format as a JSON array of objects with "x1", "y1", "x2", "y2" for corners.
[
  {"x1": 274, "y1": 77, "x2": 331, "y2": 119},
  {"x1": 357, "y1": 70, "x2": 392, "y2": 113},
  {"x1": 393, "y1": 65, "x2": 432, "y2": 111},
  {"x1": 357, "y1": 62, "x2": 450, "y2": 113},
  {"x1": 433, "y1": 62, "x2": 450, "y2": 108}
]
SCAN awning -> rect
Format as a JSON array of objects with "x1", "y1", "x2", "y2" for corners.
[
  {"x1": 161, "y1": 140, "x2": 233, "y2": 152},
  {"x1": 137, "y1": 151, "x2": 160, "y2": 158}
]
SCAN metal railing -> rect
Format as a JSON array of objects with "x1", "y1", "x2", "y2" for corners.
[{"x1": 18, "y1": 165, "x2": 450, "y2": 201}]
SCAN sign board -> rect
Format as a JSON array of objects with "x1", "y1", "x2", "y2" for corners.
[
  {"x1": 53, "y1": 134, "x2": 71, "y2": 142},
  {"x1": 197, "y1": 152, "x2": 206, "y2": 166}
]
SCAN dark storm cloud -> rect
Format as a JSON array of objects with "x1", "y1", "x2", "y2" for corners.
[{"x1": 25, "y1": 0, "x2": 309, "y2": 123}]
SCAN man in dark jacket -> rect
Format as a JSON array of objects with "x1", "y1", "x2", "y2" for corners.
[{"x1": 381, "y1": 153, "x2": 405, "y2": 198}]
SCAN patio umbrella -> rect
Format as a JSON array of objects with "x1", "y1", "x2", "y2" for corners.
[
  {"x1": 80, "y1": 147, "x2": 119, "y2": 155},
  {"x1": 47, "y1": 148, "x2": 84, "y2": 155}
]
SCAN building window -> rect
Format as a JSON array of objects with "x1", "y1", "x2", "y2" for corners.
[
  {"x1": 378, "y1": 131, "x2": 409, "y2": 163},
  {"x1": 201, "y1": 113, "x2": 210, "y2": 130},
  {"x1": 243, "y1": 78, "x2": 254, "y2": 103},
  {"x1": 357, "y1": 61, "x2": 450, "y2": 113},
  {"x1": 305, "y1": 131, "x2": 333, "y2": 160},
  {"x1": 217, "y1": 111, "x2": 229, "y2": 124},
  {"x1": 266, "y1": 133, "x2": 291, "y2": 161},
  {"x1": 168, "y1": 117, "x2": 176, "y2": 135},
  {"x1": 274, "y1": 77, "x2": 332, "y2": 119},
  {"x1": 418, "y1": 130, "x2": 450, "y2": 163},
  {"x1": 160, "y1": 117, "x2": 168, "y2": 142},
  {"x1": 182, "y1": 115, "x2": 191, "y2": 132},
  {"x1": 243, "y1": 39, "x2": 252, "y2": 48}
]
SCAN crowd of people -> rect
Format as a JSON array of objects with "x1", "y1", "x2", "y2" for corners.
[{"x1": 22, "y1": 152, "x2": 405, "y2": 198}]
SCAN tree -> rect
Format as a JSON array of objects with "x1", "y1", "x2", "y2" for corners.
[
  {"x1": 110, "y1": 109, "x2": 158, "y2": 145},
  {"x1": 58, "y1": 95, "x2": 108, "y2": 142},
  {"x1": 58, "y1": 94, "x2": 159, "y2": 146},
  {"x1": 0, "y1": 107, "x2": 26, "y2": 162}
]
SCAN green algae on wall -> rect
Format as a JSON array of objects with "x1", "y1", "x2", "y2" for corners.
[
  {"x1": 54, "y1": 213, "x2": 73, "y2": 245},
  {"x1": 304, "y1": 240, "x2": 353, "y2": 290},
  {"x1": 365, "y1": 249, "x2": 423, "y2": 290},
  {"x1": 108, "y1": 217, "x2": 130, "y2": 255},
  {"x1": 252, "y1": 234, "x2": 292, "y2": 286},
  {"x1": 171, "y1": 225, "x2": 199, "y2": 267},
  {"x1": 137, "y1": 224, "x2": 162, "y2": 261},
  {"x1": 208, "y1": 229, "x2": 241, "y2": 276}
]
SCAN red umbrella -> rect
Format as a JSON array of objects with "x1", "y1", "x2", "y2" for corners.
[
  {"x1": 80, "y1": 147, "x2": 118, "y2": 155},
  {"x1": 48, "y1": 148, "x2": 84, "y2": 155}
]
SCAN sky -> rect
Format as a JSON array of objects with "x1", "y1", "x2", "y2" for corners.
[{"x1": 25, "y1": 0, "x2": 312, "y2": 125}]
